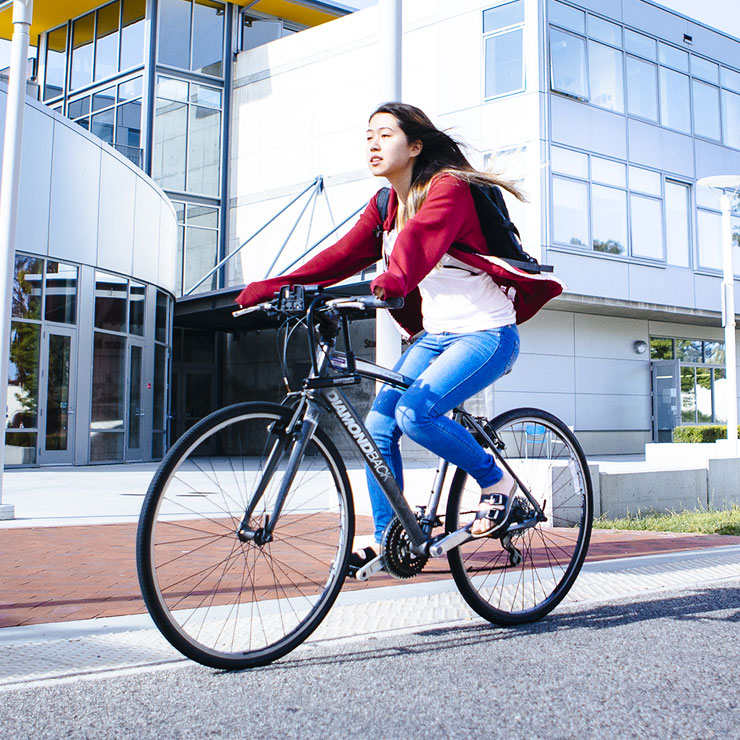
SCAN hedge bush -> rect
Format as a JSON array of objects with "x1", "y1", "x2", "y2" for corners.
[{"x1": 672, "y1": 425, "x2": 740, "y2": 443}]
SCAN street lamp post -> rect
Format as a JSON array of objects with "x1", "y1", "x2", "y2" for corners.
[
  {"x1": 375, "y1": 0, "x2": 403, "y2": 382},
  {"x1": 0, "y1": 0, "x2": 33, "y2": 519},
  {"x1": 697, "y1": 175, "x2": 740, "y2": 456}
]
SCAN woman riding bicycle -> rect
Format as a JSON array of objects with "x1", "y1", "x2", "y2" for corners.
[{"x1": 236, "y1": 102, "x2": 563, "y2": 569}]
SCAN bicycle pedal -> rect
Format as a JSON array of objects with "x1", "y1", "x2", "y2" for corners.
[{"x1": 354, "y1": 554, "x2": 385, "y2": 582}]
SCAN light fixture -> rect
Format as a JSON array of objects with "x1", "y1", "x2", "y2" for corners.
[{"x1": 633, "y1": 340, "x2": 648, "y2": 355}]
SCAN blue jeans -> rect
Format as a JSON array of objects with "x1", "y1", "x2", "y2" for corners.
[{"x1": 364, "y1": 325, "x2": 520, "y2": 542}]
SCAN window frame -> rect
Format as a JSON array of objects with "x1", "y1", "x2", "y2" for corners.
[{"x1": 482, "y1": 1, "x2": 526, "y2": 101}]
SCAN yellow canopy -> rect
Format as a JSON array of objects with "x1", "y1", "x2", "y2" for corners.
[{"x1": 0, "y1": 0, "x2": 346, "y2": 42}]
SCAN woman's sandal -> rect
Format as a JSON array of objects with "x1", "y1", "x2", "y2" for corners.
[
  {"x1": 348, "y1": 545, "x2": 379, "y2": 570},
  {"x1": 471, "y1": 474, "x2": 517, "y2": 538}
]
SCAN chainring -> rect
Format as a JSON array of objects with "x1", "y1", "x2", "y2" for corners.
[{"x1": 381, "y1": 516, "x2": 428, "y2": 580}]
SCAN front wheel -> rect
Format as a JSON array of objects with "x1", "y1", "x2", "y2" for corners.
[
  {"x1": 446, "y1": 408, "x2": 592, "y2": 625},
  {"x1": 136, "y1": 402, "x2": 354, "y2": 669}
]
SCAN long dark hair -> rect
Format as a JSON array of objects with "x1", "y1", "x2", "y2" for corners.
[{"x1": 370, "y1": 102, "x2": 525, "y2": 217}]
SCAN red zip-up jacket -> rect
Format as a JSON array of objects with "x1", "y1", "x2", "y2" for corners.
[{"x1": 235, "y1": 174, "x2": 566, "y2": 337}]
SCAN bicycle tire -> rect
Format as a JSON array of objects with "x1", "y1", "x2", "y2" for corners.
[
  {"x1": 136, "y1": 401, "x2": 354, "y2": 669},
  {"x1": 446, "y1": 407, "x2": 592, "y2": 625}
]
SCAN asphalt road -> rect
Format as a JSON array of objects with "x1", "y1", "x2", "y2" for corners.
[{"x1": 2, "y1": 580, "x2": 740, "y2": 740}]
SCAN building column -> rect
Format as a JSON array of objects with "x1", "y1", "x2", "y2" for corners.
[{"x1": 0, "y1": 0, "x2": 33, "y2": 519}]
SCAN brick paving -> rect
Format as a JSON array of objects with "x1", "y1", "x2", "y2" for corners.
[{"x1": 2, "y1": 519, "x2": 739, "y2": 629}]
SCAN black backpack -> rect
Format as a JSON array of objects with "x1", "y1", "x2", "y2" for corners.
[{"x1": 375, "y1": 182, "x2": 552, "y2": 274}]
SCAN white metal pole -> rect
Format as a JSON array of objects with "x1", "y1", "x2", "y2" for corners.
[
  {"x1": 375, "y1": 0, "x2": 403, "y2": 382},
  {"x1": 720, "y1": 192, "x2": 739, "y2": 455},
  {"x1": 0, "y1": 0, "x2": 33, "y2": 519}
]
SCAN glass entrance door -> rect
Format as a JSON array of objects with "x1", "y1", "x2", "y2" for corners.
[
  {"x1": 126, "y1": 340, "x2": 147, "y2": 461},
  {"x1": 651, "y1": 359, "x2": 679, "y2": 442},
  {"x1": 38, "y1": 327, "x2": 77, "y2": 464}
]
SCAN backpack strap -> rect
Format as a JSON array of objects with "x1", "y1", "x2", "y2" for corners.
[{"x1": 373, "y1": 187, "x2": 391, "y2": 238}]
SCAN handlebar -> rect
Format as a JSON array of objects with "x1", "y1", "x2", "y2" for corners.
[{"x1": 232, "y1": 292, "x2": 403, "y2": 318}]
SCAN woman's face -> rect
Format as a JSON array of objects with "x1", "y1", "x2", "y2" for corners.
[{"x1": 366, "y1": 112, "x2": 421, "y2": 180}]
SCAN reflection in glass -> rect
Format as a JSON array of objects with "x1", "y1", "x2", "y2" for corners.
[
  {"x1": 552, "y1": 177, "x2": 588, "y2": 247},
  {"x1": 624, "y1": 30, "x2": 656, "y2": 60},
  {"x1": 91, "y1": 333, "x2": 126, "y2": 461},
  {"x1": 704, "y1": 341, "x2": 725, "y2": 365},
  {"x1": 549, "y1": 0, "x2": 584, "y2": 33},
  {"x1": 156, "y1": 291, "x2": 170, "y2": 343},
  {"x1": 693, "y1": 80, "x2": 721, "y2": 141},
  {"x1": 71, "y1": 13, "x2": 95, "y2": 90},
  {"x1": 95, "y1": 271, "x2": 128, "y2": 331},
  {"x1": 722, "y1": 67, "x2": 740, "y2": 94},
  {"x1": 485, "y1": 29, "x2": 524, "y2": 98},
  {"x1": 13, "y1": 256, "x2": 43, "y2": 319},
  {"x1": 691, "y1": 55, "x2": 719, "y2": 84},
  {"x1": 121, "y1": 0, "x2": 146, "y2": 71},
  {"x1": 696, "y1": 367, "x2": 712, "y2": 422},
  {"x1": 46, "y1": 334, "x2": 71, "y2": 451},
  {"x1": 45, "y1": 262, "x2": 78, "y2": 324},
  {"x1": 187, "y1": 104, "x2": 221, "y2": 196},
  {"x1": 550, "y1": 146, "x2": 587, "y2": 178},
  {"x1": 721, "y1": 90, "x2": 740, "y2": 149},
  {"x1": 242, "y1": 17, "x2": 282, "y2": 50},
  {"x1": 697, "y1": 210, "x2": 722, "y2": 270},
  {"x1": 677, "y1": 340, "x2": 702, "y2": 363},
  {"x1": 680, "y1": 366, "x2": 696, "y2": 423},
  {"x1": 7, "y1": 322, "x2": 40, "y2": 429},
  {"x1": 129, "y1": 282, "x2": 146, "y2": 335},
  {"x1": 184, "y1": 226, "x2": 218, "y2": 294},
  {"x1": 153, "y1": 98, "x2": 187, "y2": 190},
  {"x1": 660, "y1": 68, "x2": 690, "y2": 133},
  {"x1": 658, "y1": 42, "x2": 688, "y2": 72},
  {"x1": 588, "y1": 16, "x2": 620, "y2": 46},
  {"x1": 626, "y1": 56, "x2": 657, "y2": 121},
  {"x1": 550, "y1": 29, "x2": 587, "y2": 99},
  {"x1": 44, "y1": 25, "x2": 67, "y2": 100},
  {"x1": 158, "y1": 0, "x2": 191, "y2": 69},
  {"x1": 187, "y1": 204, "x2": 218, "y2": 228},
  {"x1": 92, "y1": 108, "x2": 115, "y2": 144},
  {"x1": 116, "y1": 100, "x2": 142, "y2": 148},
  {"x1": 192, "y1": 0, "x2": 225, "y2": 77},
  {"x1": 128, "y1": 345, "x2": 143, "y2": 450},
  {"x1": 714, "y1": 368, "x2": 728, "y2": 424},
  {"x1": 628, "y1": 166, "x2": 661, "y2": 196},
  {"x1": 665, "y1": 182, "x2": 690, "y2": 268},
  {"x1": 484, "y1": 0, "x2": 523, "y2": 33},
  {"x1": 153, "y1": 344, "x2": 168, "y2": 458},
  {"x1": 93, "y1": 86, "x2": 116, "y2": 112},
  {"x1": 118, "y1": 76, "x2": 142, "y2": 102},
  {"x1": 650, "y1": 337, "x2": 674, "y2": 360},
  {"x1": 588, "y1": 41, "x2": 623, "y2": 112},
  {"x1": 68, "y1": 96, "x2": 91, "y2": 119},
  {"x1": 630, "y1": 194, "x2": 663, "y2": 260},
  {"x1": 592, "y1": 185, "x2": 626, "y2": 254},
  {"x1": 591, "y1": 157, "x2": 625, "y2": 188},
  {"x1": 95, "y1": 1, "x2": 120, "y2": 82},
  {"x1": 190, "y1": 84, "x2": 221, "y2": 109},
  {"x1": 5, "y1": 433, "x2": 37, "y2": 465}
]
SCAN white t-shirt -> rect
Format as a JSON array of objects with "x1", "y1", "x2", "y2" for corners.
[{"x1": 383, "y1": 229, "x2": 516, "y2": 334}]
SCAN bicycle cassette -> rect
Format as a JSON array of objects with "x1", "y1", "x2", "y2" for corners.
[{"x1": 381, "y1": 516, "x2": 428, "y2": 580}]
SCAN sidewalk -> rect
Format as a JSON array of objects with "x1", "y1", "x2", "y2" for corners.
[{"x1": 3, "y1": 462, "x2": 740, "y2": 628}]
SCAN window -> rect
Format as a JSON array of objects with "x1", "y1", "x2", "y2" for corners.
[
  {"x1": 174, "y1": 202, "x2": 220, "y2": 295},
  {"x1": 120, "y1": 0, "x2": 146, "y2": 71},
  {"x1": 552, "y1": 177, "x2": 589, "y2": 247},
  {"x1": 153, "y1": 76, "x2": 222, "y2": 197},
  {"x1": 95, "y1": 2, "x2": 120, "y2": 82},
  {"x1": 722, "y1": 89, "x2": 740, "y2": 149},
  {"x1": 658, "y1": 42, "x2": 688, "y2": 73},
  {"x1": 158, "y1": 0, "x2": 225, "y2": 78},
  {"x1": 630, "y1": 194, "x2": 663, "y2": 260},
  {"x1": 659, "y1": 67, "x2": 691, "y2": 133},
  {"x1": 697, "y1": 209, "x2": 722, "y2": 270},
  {"x1": 626, "y1": 56, "x2": 658, "y2": 121},
  {"x1": 624, "y1": 30, "x2": 656, "y2": 61},
  {"x1": 549, "y1": 0, "x2": 584, "y2": 34},
  {"x1": 44, "y1": 25, "x2": 67, "y2": 101},
  {"x1": 664, "y1": 181, "x2": 690, "y2": 267},
  {"x1": 483, "y1": 2, "x2": 524, "y2": 99},
  {"x1": 550, "y1": 28, "x2": 587, "y2": 99},
  {"x1": 241, "y1": 15, "x2": 300, "y2": 51},
  {"x1": 71, "y1": 13, "x2": 95, "y2": 90},
  {"x1": 691, "y1": 56, "x2": 719, "y2": 84},
  {"x1": 592, "y1": 184, "x2": 627, "y2": 254},
  {"x1": 587, "y1": 40, "x2": 623, "y2": 112},
  {"x1": 693, "y1": 80, "x2": 721, "y2": 141},
  {"x1": 588, "y1": 16, "x2": 620, "y2": 47}
]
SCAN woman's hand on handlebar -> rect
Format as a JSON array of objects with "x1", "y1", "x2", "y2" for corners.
[{"x1": 373, "y1": 285, "x2": 386, "y2": 301}]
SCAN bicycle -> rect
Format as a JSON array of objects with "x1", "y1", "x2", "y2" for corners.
[{"x1": 136, "y1": 285, "x2": 593, "y2": 669}]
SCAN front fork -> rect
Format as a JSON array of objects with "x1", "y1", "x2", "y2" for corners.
[{"x1": 236, "y1": 398, "x2": 321, "y2": 544}]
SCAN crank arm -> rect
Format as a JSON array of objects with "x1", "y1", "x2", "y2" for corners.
[
  {"x1": 427, "y1": 527, "x2": 474, "y2": 558},
  {"x1": 354, "y1": 554, "x2": 385, "y2": 582}
]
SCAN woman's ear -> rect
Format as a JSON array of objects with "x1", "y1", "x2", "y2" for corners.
[{"x1": 410, "y1": 140, "x2": 423, "y2": 158}]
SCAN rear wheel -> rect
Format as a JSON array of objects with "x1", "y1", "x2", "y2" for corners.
[
  {"x1": 446, "y1": 408, "x2": 592, "y2": 625},
  {"x1": 136, "y1": 402, "x2": 353, "y2": 669}
]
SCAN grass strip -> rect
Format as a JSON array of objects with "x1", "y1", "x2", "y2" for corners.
[{"x1": 593, "y1": 505, "x2": 740, "y2": 536}]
